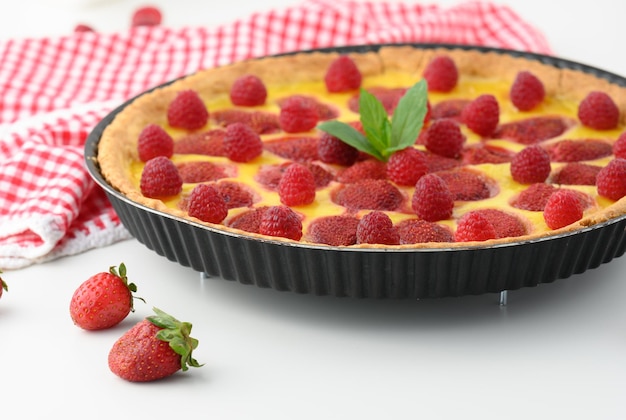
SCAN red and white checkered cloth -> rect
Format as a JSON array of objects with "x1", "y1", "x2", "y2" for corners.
[{"x1": 0, "y1": 0, "x2": 551, "y2": 269}]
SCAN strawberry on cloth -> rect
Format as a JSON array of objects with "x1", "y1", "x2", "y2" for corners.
[{"x1": 0, "y1": 0, "x2": 551, "y2": 269}]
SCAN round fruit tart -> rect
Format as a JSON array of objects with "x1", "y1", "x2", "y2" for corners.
[{"x1": 97, "y1": 45, "x2": 626, "y2": 250}]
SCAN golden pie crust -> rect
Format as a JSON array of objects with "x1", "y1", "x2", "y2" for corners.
[{"x1": 97, "y1": 46, "x2": 626, "y2": 248}]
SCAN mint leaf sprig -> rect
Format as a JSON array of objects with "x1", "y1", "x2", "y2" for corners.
[{"x1": 317, "y1": 79, "x2": 428, "y2": 161}]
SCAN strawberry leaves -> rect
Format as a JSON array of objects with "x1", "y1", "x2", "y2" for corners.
[
  {"x1": 318, "y1": 79, "x2": 428, "y2": 161},
  {"x1": 148, "y1": 307, "x2": 203, "y2": 371}
]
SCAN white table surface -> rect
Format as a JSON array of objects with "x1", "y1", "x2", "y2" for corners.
[{"x1": 2, "y1": 1, "x2": 626, "y2": 419}]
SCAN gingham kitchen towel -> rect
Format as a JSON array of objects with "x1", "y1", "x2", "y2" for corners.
[{"x1": 0, "y1": 0, "x2": 551, "y2": 269}]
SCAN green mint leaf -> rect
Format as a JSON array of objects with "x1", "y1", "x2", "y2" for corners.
[
  {"x1": 317, "y1": 120, "x2": 384, "y2": 160},
  {"x1": 390, "y1": 79, "x2": 428, "y2": 152},
  {"x1": 358, "y1": 88, "x2": 392, "y2": 153},
  {"x1": 317, "y1": 80, "x2": 429, "y2": 162}
]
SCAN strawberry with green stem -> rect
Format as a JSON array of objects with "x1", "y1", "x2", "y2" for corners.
[
  {"x1": 108, "y1": 307, "x2": 203, "y2": 382},
  {"x1": 317, "y1": 79, "x2": 428, "y2": 161},
  {"x1": 70, "y1": 263, "x2": 143, "y2": 330}
]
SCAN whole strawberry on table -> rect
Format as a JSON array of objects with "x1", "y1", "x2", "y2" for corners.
[
  {"x1": 108, "y1": 307, "x2": 203, "y2": 382},
  {"x1": 69, "y1": 263, "x2": 142, "y2": 330}
]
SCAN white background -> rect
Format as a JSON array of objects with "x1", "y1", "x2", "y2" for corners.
[{"x1": 2, "y1": 1, "x2": 626, "y2": 419}]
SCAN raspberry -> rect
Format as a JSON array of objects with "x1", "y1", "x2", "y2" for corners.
[
  {"x1": 264, "y1": 136, "x2": 319, "y2": 161},
  {"x1": 472, "y1": 209, "x2": 527, "y2": 239},
  {"x1": 422, "y1": 151, "x2": 463, "y2": 172},
  {"x1": 386, "y1": 147, "x2": 428, "y2": 186},
  {"x1": 139, "y1": 156, "x2": 183, "y2": 198},
  {"x1": 411, "y1": 173, "x2": 454, "y2": 222},
  {"x1": 306, "y1": 162, "x2": 334, "y2": 188},
  {"x1": 137, "y1": 124, "x2": 174, "y2": 162},
  {"x1": 307, "y1": 215, "x2": 360, "y2": 246},
  {"x1": 167, "y1": 90, "x2": 209, "y2": 130},
  {"x1": 395, "y1": 219, "x2": 454, "y2": 244},
  {"x1": 510, "y1": 145, "x2": 551, "y2": 184},
  {"x1": 259, "y1": 205, "x2": 303, "y2": 241},
  {"x1": 278, "y1": 163, "x2": 316, "y2": 206},
  {"x1": 356, "y1": 211, "x2": 400, "y2": 245},
  {"x1": 212, "y1": 110, "x2": 280, "y2": 134},
  {"x1": 614, "y1": 132, "x2": 626, "y2": 159},
  {"x1": 551, "y1": 162, "x2": 601, "y2": 186},
  {"x1": 546, "y1": 139, "x2": 613, "y2": 162},
  {"x1": 229, "y1": 74, "x2": 267, "y2": 106},
  {"x1": 336, "y1": 159, "x2": 388, "y2": 183},
  {"x1": 216, "y1": 181, "x2": 254, "y2": 209},
  {"x1": 422, "y1": 55, "x2": 458, "y2": 93},
  {"x1": 430, "y1": 99, "x2": 470, "y2": 121},
  {"x1": 509, "y1": 71, "x2": 545, "y2": 111},
  {"x1": 462, "y1": 144, "x2": 513, "y2": 165},
  {"x1": 131, "y1": 6, "x2": 162, "y2": 27},
  {"x1": 226, "y1": 206, "x2": 269, "y2": 233},
  {"x1": 578, "y1": 91, "x2": 619, "y2": 130},
  {"x1": 74, "y1": 24, "x2": 95, "y2": 33},
  {"x1": 596, "y1": 158, "x2": 626, "y2": 200},
  {"x1": 324, "y1": 55, "x2": 362, "y2": 93},
  {"x1": 277, "y1": 95, "x2": 339, "y2": 121},
  {"x1": 543, "y1": 189, "x2": 584, "y2": 229},
  {"x1": 436, "y1": 169, "x2": 493, "y2": 201},
  {"x1": 187, "y1": 184, "x2": 229, "y2": 224},
  {"x1": 278, "y1": 96, "x2": 320, "y2": 133},
  {"x1": 423, "y1": 119, "x2": 465, "y2": 158},
  {"x1": 494, "y1": 116, "x2": 573, "y2": 145},
  {"x1": 510, "y1": 183, "x2": 557, "y2": 211},
  {"x1": 174, "y1": 129, "x2": 226, "y2": 156},
  {"x1": 454, "y1": 211, "x2": 497, "y2": 242},
  {"x1": 223, "y1": 122, "x2": 263, "y2": 162},
  {"x1": 333, "y1": 179, "x2": 404, "y2": 211},
  {"x1": 255, "y1": 164, "x2": 285, "y2": 190},
  {"x1": 318, "y1": 132, "x2": 359, "y2": 166},
  {"x1": 348, "y1": 87, "x2": 407, "y2": 114},
  {"x1": 176, "y1": 161, "x2": 228, "y2": 183},
  {"x1": 461, "y1": 94, "x2": 500, "y2": 137}
]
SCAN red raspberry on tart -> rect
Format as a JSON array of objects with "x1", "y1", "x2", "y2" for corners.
[
  {"x1": 324, "y1": 55, "x2": 362, "y2": 93},
  {"x1": 386, "y1": 147, "x2": 428, "y2": 186},
  {"x1": 223, "y1": 122, "x2": 263, "y2": 162},
  {"x1": 356, "y1": 211, "x2": 400, "y2": 245},
  {"x1": 230, "y1": 74, "x2": 268, "y2": 106},
  {"x1": 578, "y1": 91, "x2": 620, "y2": 130},
  {"x1": 454, "y1": 211, "x2": 497, "y2": 242},
  {"x1": 187, "y1": 184, "x2": 229, "y2": 224},
  {"x1": 306, "y1": 215, "x2": 360, "y2": 246},
  {"x1": 596, "y1": 158, "x2": 626, "y2": 201},
  {"x1": 422, "y1": 55, "x2": 458, "y2": 93},
  {"x1": 509, "y1": 71, "x2": 545, "y2": 111},
  {"x1": 278, "y1": 163, "x2": 317, "y2": 206},
  {"x1": 412, "y1": 174, "x2": 454, "y2": 222},
  {"x1": 139, "y1": 156, "x2": 183, "y2": 198},
  {"x1": 167, "y1": 90, "x2": 209, "y2": 130},
  {"x1": 543, "y1": 189, "x2": 585, "y2": 230},
  {"x1": 423, "y1": 119, "x2": 465, "y2": 158},
  {"x1": 137, "y1": 124, "x2": 174, "y2": 162},
  {"x1": 614, "y1": 132, "x2": 626, "y2": 159},
  {"x1": 278, "y1": 96, "x2": 320, "y2": 133},
  {"x1": 259, "y1": 205, "x2": 303, "y2": 241},
  {"x1": 510, "y1": 145, "x2": 552, "y2": 184},
  {"x1": 461, "y1": 94, "x2": 500, "y2": 137}
]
